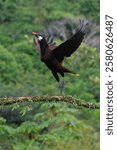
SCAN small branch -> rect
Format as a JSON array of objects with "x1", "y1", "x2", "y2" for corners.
[{"x1": 0, "y1": 96, "x2": 100, "y2": 109}]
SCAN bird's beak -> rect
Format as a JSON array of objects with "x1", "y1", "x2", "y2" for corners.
[{"x1": 32, "y1": 32, "x2": 37, "y2": 36}]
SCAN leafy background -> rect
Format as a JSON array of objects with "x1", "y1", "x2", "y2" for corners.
[{"x1": 0, "y1": 0, "x2": 100, "y2": 150}]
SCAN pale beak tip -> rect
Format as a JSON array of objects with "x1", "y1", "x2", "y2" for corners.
[{"x1": 32, "y1": 32, "x2": 37, "y2": 35}]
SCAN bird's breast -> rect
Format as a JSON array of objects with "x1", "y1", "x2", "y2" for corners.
[{"x1": 41, "y1": 51, "x2": 53, "y2": 62}]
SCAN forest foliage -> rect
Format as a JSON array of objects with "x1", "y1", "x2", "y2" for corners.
[{"x1": 0, "y1": 0, "x2": 100, "y2": 149}]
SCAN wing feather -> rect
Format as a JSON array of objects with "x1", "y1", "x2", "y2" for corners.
[
  {"x1": 53, "y1": 20, "x2": 87, "y2": 63},
  {"x1": 46, "y1": 35, "x2": 57, "y2": 50}
]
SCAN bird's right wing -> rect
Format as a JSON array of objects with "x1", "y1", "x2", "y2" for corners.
[{"x1": 52, "y1": 20, "x2": 87, "y2": 63}]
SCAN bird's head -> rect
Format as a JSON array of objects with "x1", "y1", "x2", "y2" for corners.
[
  {"x1": 32, "y1": 32, "x2": 44, "y2": 42},
  {"x1": 32, "y1": 32, "x2": 49, "y2": 53}
]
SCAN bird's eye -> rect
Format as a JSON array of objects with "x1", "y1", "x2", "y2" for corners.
[{"x1": 38, "y1": 36, "x2": 43, "y2": 41}]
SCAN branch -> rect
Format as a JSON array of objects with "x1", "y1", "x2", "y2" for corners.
[{"x1": 0, "y1": 96, "x2": 100, "y2": 109}]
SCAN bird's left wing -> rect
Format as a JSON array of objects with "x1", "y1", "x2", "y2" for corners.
[
  {"x1": 33, "y1": 34, "x2": 57, "y2": 52},
  {"x1": 46, "y1": 34, "x2": 57, "y2": 50},
  {"x1": 52, "y1": 20, "x2": 87, "y2": 63}
]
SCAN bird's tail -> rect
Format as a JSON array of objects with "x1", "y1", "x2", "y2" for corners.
[
  {"x1": 52, "y1": 71, "x2": 60, "y2": 82},
  {"x1": 62, "y1": 67, "x2": 80, "y2": 77}
]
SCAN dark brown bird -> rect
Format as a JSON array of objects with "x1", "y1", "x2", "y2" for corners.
[{"x1": 32, "y1": 20, "x2": 87, "y2": 82}]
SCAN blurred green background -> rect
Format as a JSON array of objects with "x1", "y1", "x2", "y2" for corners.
[{"x1": 0, "y1": 0, "x2": 100, "y2": 149}]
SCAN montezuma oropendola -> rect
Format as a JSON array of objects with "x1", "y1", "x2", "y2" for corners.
[{"x1": 32, "y1": 20, "x2": 87, "y2": 82}]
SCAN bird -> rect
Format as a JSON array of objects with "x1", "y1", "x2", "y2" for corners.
[{"x1": 32, "y1": 20, "x2": 87, "y2": 82}]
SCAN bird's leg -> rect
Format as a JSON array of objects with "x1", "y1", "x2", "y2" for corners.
[
  {"x1": 60, "y1": 78, "x2": 64, "y2": 96},
  {"x1": 58, "y1": 77, "x2": 67, "y2": 96}
]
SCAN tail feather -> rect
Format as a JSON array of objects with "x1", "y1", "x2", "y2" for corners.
[
  {"x1": 59, "y1": 70, "x2": 64, "y2": 77},
  {"x1": 52, "y1": 71, "x2": 60, "y2": 82}
]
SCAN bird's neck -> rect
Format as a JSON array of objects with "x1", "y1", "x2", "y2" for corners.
[{"x1": 40, "y1": 40, "x2": 49, "y2": 56}]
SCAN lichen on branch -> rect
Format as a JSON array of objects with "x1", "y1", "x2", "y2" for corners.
[{"x1": 0, "y1": 96, "x2": 100, "y2": 109}]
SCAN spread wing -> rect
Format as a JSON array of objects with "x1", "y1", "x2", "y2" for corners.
[
  {"x1": 46, "y1": 34, "x2": 57, "y2": 50},
  {"x1": 52, "y1": 20, "x2": 87, "y2": 63}
]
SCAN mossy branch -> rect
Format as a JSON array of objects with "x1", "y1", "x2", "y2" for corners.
[{"x1": 0, "y1": 96, "x2": 100, "y2": 109}]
